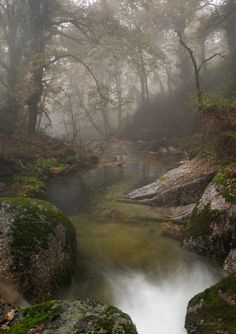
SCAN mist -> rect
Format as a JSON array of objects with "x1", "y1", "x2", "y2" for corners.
[
  {"x1": 0, "y1": 0, "x2": 234, "y2": 142},
  {"x1": 0, "y1": 0, "x2": 235, "y2": 333}
]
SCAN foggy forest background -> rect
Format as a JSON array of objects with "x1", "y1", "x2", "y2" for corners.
[{"x1": 0, "y1": 0, "x2": 235, "y2": 155}]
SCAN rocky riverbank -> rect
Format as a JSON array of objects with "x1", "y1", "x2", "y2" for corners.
[
  {"x1": 127, "y1": 156, "x2": 236, "y2": 333},
  {"x1": 183, "y1": 165, "x2": 236, "y2": 264},
  {"x1": 0, "y1": 134, "x2": 98, "y2": 197},
  {"x1": 0, "y1": 194, "x2": 138, "y2": 334}
]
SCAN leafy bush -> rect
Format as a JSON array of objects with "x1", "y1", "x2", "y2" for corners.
[
  {"x1": 14, "y1": 176, "x2": 46, "y2": 196},
  {"x1": 37, "y1": 158, "x2": 58, "y2": 172},
  {"x1": 201, "y1": 95, "x2": 236, "y2": 161}
]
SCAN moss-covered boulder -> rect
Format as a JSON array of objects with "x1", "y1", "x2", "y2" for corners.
[
  {"x1": 183, "y1": 166, "x2": 236, "y2": 262},
  {"x1": 0, "y1": 299, "x2": 137, "y2": 334},
  {"x1": 185, "y1": 274, "x2": 236, "y2": 334},
  {"x1": 0, "y1": 197, "x2": 76, "y2": 303}
]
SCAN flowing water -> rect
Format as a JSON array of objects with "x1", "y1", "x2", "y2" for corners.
[{"x1": 44, "y1": 142, "x2": 223, "y2": 334}]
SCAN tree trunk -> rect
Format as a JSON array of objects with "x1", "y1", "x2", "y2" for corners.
[
  {"x1": 156, "y1": 73, "x2": 165, "y2": 94},
  {"x1": 115, "y1": 59, "x2": 123, "y2": 132},
  {"x1": 68, "y1": 95, "x2": 78, "y2": 144},
  {"x1": 224, "y1": 0, "x2": 236, "y2": 93},
  {"x1": 177, "y1": 42, "x2": 193, "y2": 93},
  {"x1": 144, "y1": 69, "x2": 150, "y2": 106},
  {"x1": 27, "y1": 0, "x2": 51, "y2": 133},
  {"x1": 2, "y1": 2, "x2": 26, "y2": 133}
]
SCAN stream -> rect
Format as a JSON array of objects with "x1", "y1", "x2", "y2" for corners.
[{"x1": 44, "y1": 141, "x2": 223, "y2": 334}]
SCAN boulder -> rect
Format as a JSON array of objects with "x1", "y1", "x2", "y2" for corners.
[
  {"x1": 183, "y1": 166, "x2": 236, "y2": 262},
  {"x1": 185, "y1": 273, "x2": 236, "y2": 334},
  {"x1": 0, "y1": 299, "x2": 137, "y2": 334},
  {"x1": 0, "y1": 197, "x2": 76, "y2": 303},
  {"x1": 169, "y1": 204, "x2": 196, "y2": 225},
  {"x1": 127, "y1": 157, "x2": 216, "y2": 207},
  {"x1": 224, "y1": 249, "x2": 236, "y2": 273}
]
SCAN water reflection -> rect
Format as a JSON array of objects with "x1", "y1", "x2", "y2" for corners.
[{"x1": 43, "y1": 145, "x2": 177, "y2": 214}]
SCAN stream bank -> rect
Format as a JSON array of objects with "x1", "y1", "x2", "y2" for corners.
[
  {"x1": 127, "y1": 152, "x2": 236, "y2": 333},
  {"x1": 0, "y1": 140, "x2": 230, "y2": 334},
  {"x1": 43, "y1": 141, "x2": 223, "y2": 334},
  {"x1": 0, "y1": 134, "x2": 98, "y2": 198}
]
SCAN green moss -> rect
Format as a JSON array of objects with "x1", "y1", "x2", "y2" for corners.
[
  {"x1": 50, "y1": 262, "x2": 73, "y2": 290},
  {"x1": 0, "y1": 197, "x2": 76, "y2": 271},
  {"x1": 94, "y1": 306, "x2": 118, "y2": 332},
  {"x1": 201, "y1": 95, "x2": 236, "y2": 111},
  {"x1": 94, "y1": 306, "x2": 137, "y2": 334},
  {"x1": 200, "y1": 96, "x2": 236, "y2": 161},
  {"x1": 213, "y1": 166, "x2": 236, "y2": 204},
  {"x1": 123, "y1": 322, "x2": 138, "y2": 334},
  {"x1": 0, "y1": 302, "x2": 137, "y2": 334},
  {"x1": 37, "y1": 157, "x2": 58, "y2": 172},
  {"x1": 185, "y1": 167, "x2": 236, "y2": 238},
  {"x1": 185, "y1": 205, "x2": 221, "y2": 238},
  {"x1": 0, "y1": 301, "x2": 59, "y2": 334},
  {"x1": 187, "y1": 274, "x2": 236, "y2": 334},
  {"x1": 34, "y1": 158, "x2": 69, "y2": 176}
]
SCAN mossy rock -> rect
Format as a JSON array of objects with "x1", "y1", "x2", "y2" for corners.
[
  {"x1": 185, "y1": 274, "x2": 236, "y2": 334},
  {"x1": 0, "y1": 197, "x2": 76, "y2": 303},
  {"x1": 0, "y1": 299, "x2": 137, "y2": 334},
  {"x1": 214, "y1": 165, "x2": 236, "y2": 204},
  {"x1": 183, "y1": 166, "x2": 236, "y2": 262}
]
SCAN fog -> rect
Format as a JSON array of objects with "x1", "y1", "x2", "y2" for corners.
[
  {"x1": 0, "y1": 0, "x2": 235, "y2": 333},
  {"x1": 0, "y1": 0, "x2": 234, "y2": 141}
]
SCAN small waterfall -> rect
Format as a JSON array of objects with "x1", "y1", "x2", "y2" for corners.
[{"x1": 109, "y1": 263, "x2": 221, "y2": 334}]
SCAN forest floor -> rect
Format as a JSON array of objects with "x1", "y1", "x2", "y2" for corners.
[{"x1": 0, "y1": 134, "x2": 98, "y2": 197}]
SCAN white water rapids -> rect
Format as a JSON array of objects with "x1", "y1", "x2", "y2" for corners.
[{"x1": 109, "y1": 263, "x2": 221, "y2": 334}]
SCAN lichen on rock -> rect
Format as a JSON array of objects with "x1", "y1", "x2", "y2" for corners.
[
  {"x1": 0, "y1": 197, "x2": 77, "y2": 303},
  {"x1": 185, "y1": 273, "x2": 236, "y2": 334},
  {"x1": 224, "y1": 249, "x2": 236, "y2": 274},
  {"x1": 183, "y1": 166, "x2": 236, "y2": 262},
  {"x1": 0, "y1": 299, "x2": 137, "y2": 334}
]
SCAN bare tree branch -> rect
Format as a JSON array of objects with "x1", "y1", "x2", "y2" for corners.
[
  {"x1": 0, "y1": 76, "x2": 8, "y2": 88},
  {"x1": 198, "y1": 53, "x2": 225, "y2": 73},
  {"x1": 0, "y1": 57, "x2": 9, "y2": 70},
  {"x1": 176, "y1": 30, "x2": 226, "y2": 113},
  {"x1": 47, "y1": 53, "x2": 113, "y2": 102}
]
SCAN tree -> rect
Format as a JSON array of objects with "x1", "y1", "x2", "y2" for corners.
[
  {"x1": 177, "y1": 30, "x2": 224, "y2": 111},
  {"x1": 0, "y1": 0, "x2": 28, "y2": 132},
  {"x1": 26, "y1": 0, "x2": 58, "y2": 133}
]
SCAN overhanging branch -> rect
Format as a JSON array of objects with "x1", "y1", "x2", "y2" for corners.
[
  {"x1": 47, "y1": 53, "x2": 113, "y2": 102},
  {"x1": 198, "y1": 53, "x2": 225, "y2": 73}
]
